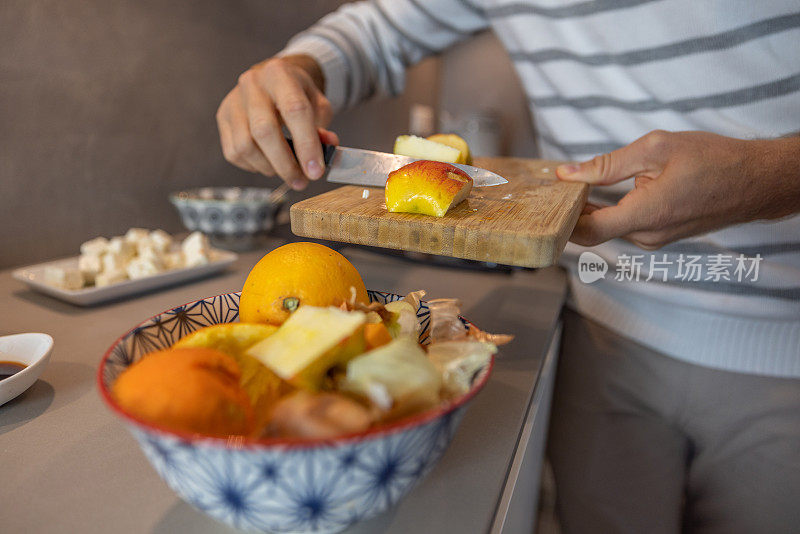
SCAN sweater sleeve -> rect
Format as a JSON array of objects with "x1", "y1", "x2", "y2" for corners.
[{"x1": 278, "y1": 0, "x2": 489, "y2": 111}]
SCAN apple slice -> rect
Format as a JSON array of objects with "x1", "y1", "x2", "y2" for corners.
[
  {"x1": 246, "y1": 306, "x2": 367, "y2": 391},
  {"x1": 340, "y1": 337, "x2": 442, "y2": 418},
  {"x1": 393, "y1": 135, "x2": 462, "y2": 163},
  {"x1": 385, "y1": 160, "x2": 473, "y2": 217},
  {"x1": 426, "y1": 133, "x2": 472, "y2": 165}
]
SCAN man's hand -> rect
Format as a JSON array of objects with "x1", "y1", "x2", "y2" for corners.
[
  {"x1": 216, "y1": 55, "x2": 338, "y2": 190},
  {"x1": 557, "y1": 131, "x2": 800, "y2": 249}
]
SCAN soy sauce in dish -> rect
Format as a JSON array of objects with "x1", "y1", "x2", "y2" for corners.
[{"x1": 0, "y1": 361, "x2": 26, "y2": 381}]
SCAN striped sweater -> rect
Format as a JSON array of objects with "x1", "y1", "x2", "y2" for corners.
[{"x1": 281, "y1": 0, "x2": 800, "y2": 377}]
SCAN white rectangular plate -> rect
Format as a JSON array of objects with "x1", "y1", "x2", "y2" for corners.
[{"x1": 12, "y1": 249, "x2": 237, "y2": 306}]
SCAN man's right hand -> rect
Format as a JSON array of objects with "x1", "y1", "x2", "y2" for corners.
[{"x1": 216, "y1": 55, "x2": 338, "y2": 190}]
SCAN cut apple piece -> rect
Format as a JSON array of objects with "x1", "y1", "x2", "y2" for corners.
[
  {"x1": 385, "y1": 160, "x2": 473, "y2": 217},
  {"x1": 426, "y1": 133, "x2": 472, "y2": 165},
  {"x1": 340, "y1": 336, "x2": 442, "y2": 418},
  {"x1": 246, "y1": 306, "x2": 366, "y2": 391},
  {"x1": 394, "y1": 135, "x2": 462, "y2": 163}
]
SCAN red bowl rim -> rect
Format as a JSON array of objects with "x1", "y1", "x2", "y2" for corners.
[{"x1": 96, "y1": 291, "x2": 496, "y2": 450}]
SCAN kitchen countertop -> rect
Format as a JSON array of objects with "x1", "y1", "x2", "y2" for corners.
[{"x1": 0, "y1": 237, "x2": 567, "y2": 533}]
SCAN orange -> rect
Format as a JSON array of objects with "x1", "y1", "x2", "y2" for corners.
[
  {"x1": 173, "y1": 323, "x2": 287, "y2": 429},
  {"x1": 239, "y1": 242, "x2": 369, "y2": 325},
  {"x1": 112, "y1": 347, "x2": 255, "y2": 437},
  {"x1": 364, "y1": 323, "x2": 392, "y2": 350}
]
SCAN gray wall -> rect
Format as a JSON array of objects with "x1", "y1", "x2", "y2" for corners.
[{"x1": 1, "y1": 1, "x2": 530, "y2": 269}]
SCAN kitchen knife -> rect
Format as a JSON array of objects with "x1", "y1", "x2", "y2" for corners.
[{"x1": 286, "y1": 138, "x2": 508, "y2": 187}]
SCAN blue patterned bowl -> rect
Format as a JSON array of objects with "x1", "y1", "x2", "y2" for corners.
[
  {"x1": 98, "y1": 291, "x2": 493, "y2": 533},
  {"x1": 169, "y1": 187, "x2": 282, "y2": 237}
]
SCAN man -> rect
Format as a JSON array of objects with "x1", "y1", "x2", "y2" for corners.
[{"x1": 216, "y1": 1, "x2": 800, "y2": 532}]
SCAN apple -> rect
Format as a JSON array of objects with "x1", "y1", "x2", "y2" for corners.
[
  {"x1": 426, "y1": 133, "x2": 472, "y2": 165},
  {"x1": 385, "y1": 160, "x2": 473, "y2": 217},
  {"x1": 393, "y1": 134, "x2": 462, "y2": 163},
  {"x1": 394, "y1": 133, "x2": 472, "y2": 164}
]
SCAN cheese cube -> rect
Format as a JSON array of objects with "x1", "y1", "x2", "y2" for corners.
[
  {"x1": 164, "y1": 252, "x2": 184, "y2": 270},
  {"x1": 182, "y1": 232, "x2": 211, "y2": 267},
  {"x1": 181, "y1": 231, "x2": 209, "y2": 255},
  {"x1": 136, "y1": 240, "x2": 163, "y2": 262},
  {"x1": 149, "y1": 229, "x2": 173, "y2": 253},
  {"x1": 126, "y1": 256, "x2": 164, "y2": 280},
  {"x1": 80, "y1": 237, "x2": 108, "y2": 256},
  {"x1": 102, "y1": 251, "x2": 126, "y2": 273},
  {"x1": 124, "y1": 228, "x2": 150, "y2": 245},
  {"x1": 183, "y1": 249, "x2": 209, "y2": 267},
  {"x1": 78, "y1": 254, "x2": 102, "y2": 285},
  {"x1": 107, "y1": 237, "x2": 135, "y2": 262},
  {"x1": 44, "y1": 265, "x2": 84, "y2": 290},
  {"x1": 134, "y1": 235, "x2": 153, "y2": 254},
  {"x1": 95, "y1": 269, "x2": 128, "y2": 287}
]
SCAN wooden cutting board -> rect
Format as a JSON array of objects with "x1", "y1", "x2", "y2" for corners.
[{"x1": 290, "y1": 157, "x2": 588, "y2": 268}]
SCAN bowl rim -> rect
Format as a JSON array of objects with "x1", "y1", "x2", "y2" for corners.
[
  {"x1": 97, "y1": 291, "x2": 495, "y2": 450},
  {"x1": 169, "y1": 187, "x2": 281, "y2": 205}
]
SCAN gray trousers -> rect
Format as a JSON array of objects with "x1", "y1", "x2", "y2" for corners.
[{"x1": 548, "y1": 308, "x2": 800, "y2": 534}]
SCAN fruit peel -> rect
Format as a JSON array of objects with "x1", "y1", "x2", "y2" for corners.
[
  {"x1": 173, "y1": 323, "x2": 285, "y2": 427},
  {"x1": 112, "y1": 347, "x2": 255, "y2": 437}
]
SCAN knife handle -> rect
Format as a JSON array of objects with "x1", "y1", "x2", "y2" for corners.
[{"x1": 284, "y1": 135, "x2": 336, "y2": 167}]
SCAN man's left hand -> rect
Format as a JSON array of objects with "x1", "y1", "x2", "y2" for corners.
[{"x1": 557, "y1": 130, "x2": 800, "y2": 249}]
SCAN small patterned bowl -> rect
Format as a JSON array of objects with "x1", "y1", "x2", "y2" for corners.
[
  {"x1": 169, "y1": 187, "x2": 283, "y2": 238},
  {"x1": 98, "y1": 291, "x2": 493, "y2": 534}
]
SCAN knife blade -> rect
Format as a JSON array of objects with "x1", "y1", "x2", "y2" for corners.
[
  {"x1": 284, "y1": 137, "x2": 508, "y2": 188},
  {"x1": 324, "y1": 146, "x2": 508, "y2": 187}
]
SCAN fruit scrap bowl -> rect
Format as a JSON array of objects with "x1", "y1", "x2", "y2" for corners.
[{"x1": 98, "y1": 291, "x2": 494, "y2": 534}]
